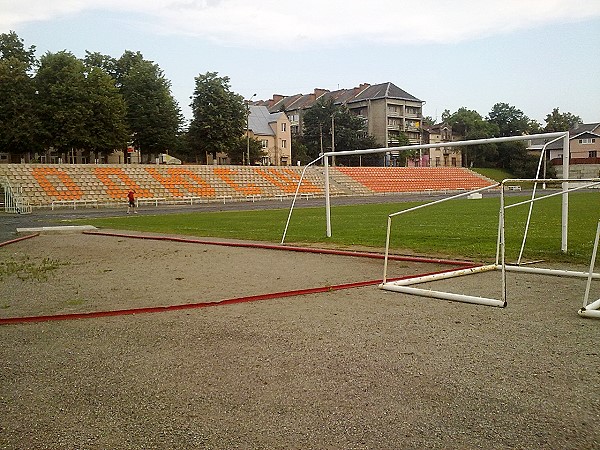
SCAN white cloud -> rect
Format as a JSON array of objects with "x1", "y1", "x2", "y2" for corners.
[{"x1": 2, "y1": 0, "x2": 600, "y2": 48}]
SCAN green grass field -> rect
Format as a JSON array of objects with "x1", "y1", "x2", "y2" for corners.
[{"x1": 76, "y1": 192, "x2": 600, "y2": 264}]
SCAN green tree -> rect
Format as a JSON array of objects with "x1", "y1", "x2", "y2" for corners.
[
  {"x1": 83, "y1": 51, "x2": 118, "y2": 79},
  {"x1": 291, "y1": 137, "x2": 310, "y2": 165},
  {"x1": 487, "y1": 102, "x2": 531, "y2": 137},
  {"x1": 302, "y1": 98, "x2": 378, "y2": 164},
  {"x1": 226, "y1": 136, "x2": 264, "y2": 165},
  {"x1": 85, "y1": 50, "x2": 182, "y2": 158},
  {"x1": 119, "y1": 55, "x2": 182, "y2": 156},
  {"x1": 487, "y1": 103, "x2": 536, "y2": 172},
  {"x1": 528, "y1": 119, "x2": 543, "y2": 134},
  {"x1": 0, "y1": 31, "x2": 36, "y2": 68},
  {"x1": 84, "y1": 66, "x2": 129, "y2": 156},
  {"x1": 0, "y1": 31, "x2": 40, "y2": 159},
  {"x1": 500, "y1": 141, "x2": 538, "y2": 177},
  {"x1": 422, "y1": 116, "x2": 435, "y2": 126},
  {"x1": 35, "y1": 51, "x2": 90, "y2": 156},
  {"x1": 544, "y1": 107, "x2": 582, "y2": 132},
  {"x1": 446, "y1": 107, "x2": 498, "y2": 167},
  {"x1": 393, "y1": 132, "x2": 416, "y2": 167},
  {"x1": 188, "y1": 72, "x2": 246, "y2": 163}
]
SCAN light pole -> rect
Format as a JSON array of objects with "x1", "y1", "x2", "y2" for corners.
[
  {"x1": 319, "y1": 123, "x2": 323, "y2": 160},
  {"x1": 246, "y1": 93, "x2": 256, "y2": 165},
  {"x1": 331, "y1": 113, "x2": 336, "y2": 167}
]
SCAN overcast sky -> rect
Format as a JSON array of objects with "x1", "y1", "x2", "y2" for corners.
[{"x1": 2, "y1": 0, "x2": 599, "y2": 125}]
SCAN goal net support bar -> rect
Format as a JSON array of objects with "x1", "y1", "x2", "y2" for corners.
[{"x1": 381, "y1": 177, "x2": 600, "y2": 316}]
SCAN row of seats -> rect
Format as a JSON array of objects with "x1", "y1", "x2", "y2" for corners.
[
  {"x1": 0, "y1": 164, "x2": 494, "y2": 208},
  {"x1": 334, "y1": 167, "x2": 493, "y2": 193},
  {"x1": 0, "y1": 165, "x2": 341, "y2": 207}
]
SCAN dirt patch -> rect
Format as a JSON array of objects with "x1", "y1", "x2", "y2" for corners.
[{"x1": 1, "y1": 232, "x2": 599, "y2": 449}]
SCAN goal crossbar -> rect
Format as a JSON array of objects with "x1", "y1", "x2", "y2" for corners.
[
  {"x1": 281, "y1": 132, "x2": 569, "y2": 246},
  {"x1": 320, "y1": 132, "x2": 570, "y2": 249}
]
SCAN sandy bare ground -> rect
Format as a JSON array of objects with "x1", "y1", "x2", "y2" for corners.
[{"x1": 1, "y1": 231, "x2": 599, "y2": 449}]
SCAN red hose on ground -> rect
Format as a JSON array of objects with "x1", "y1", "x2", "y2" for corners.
[
  {"x1": 82, "y1": 230, "x2": 475, "y2": 266},
  {"x1": 0, "y1": 267, "x2": 475, "y2": 325},
  {"x1": 0, "y1": 233, "x2": 39, "y2": 247},
  {"x1": 1, "y1": 230, "x2": 479, "y2": 325}
]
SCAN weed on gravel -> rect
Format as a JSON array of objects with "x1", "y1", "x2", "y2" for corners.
[{"x1": 0, "y1": 255, "x2": 69, "y2": 281}]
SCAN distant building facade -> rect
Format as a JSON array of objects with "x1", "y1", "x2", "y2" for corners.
[
  {"x1": 246, "y1": 105, "x2": 292, "y2": 166},
  {"x1": 422, "y1": 122, "x2": 463, "y2": 167},
  {"x1": 545, "y1": 122, "x2": 600, "y2": 179},
  {"x1": 257, "y1": 82, "x2": 424, "y2": 149}
]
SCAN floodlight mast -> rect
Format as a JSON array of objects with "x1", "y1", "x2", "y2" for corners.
[{"x1": 320, "y1": 132, "x2": 569, "y2": 249}]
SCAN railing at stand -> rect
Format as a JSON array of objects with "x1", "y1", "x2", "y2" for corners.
[{"x1": 1, "y1": 177, "x2": 32, "y2": 214}]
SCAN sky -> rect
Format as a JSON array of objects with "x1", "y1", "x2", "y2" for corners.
[{"x1": 2, "y1": 0, "x2": 600, "y2": 126}]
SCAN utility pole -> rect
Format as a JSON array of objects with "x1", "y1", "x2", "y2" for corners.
[
  {"x1": 246, "y1": 94, "x2": 256, "y2": 165},
  {"x1": 331, "y1": 113, "x2": 335, "y2": 167}
]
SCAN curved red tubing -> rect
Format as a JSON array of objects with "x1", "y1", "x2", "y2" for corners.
[
  {"x1": 0, "y1": 233, "x2": 39, "y2": 247},
  {"x1": 82, "y1": 230, "x2": 475, "y2": 266},
  {"x1": 1, "y1": 231, "x2": 477, "y2": 325}
]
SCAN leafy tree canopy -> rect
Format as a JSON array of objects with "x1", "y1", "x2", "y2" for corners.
[
  {"x1": 227, "y1": 136, "x2": 265, "y2": 165},
  {"x1": 0, "y1": 31, "x2": 36, "y2": 70},
  {"x1": 0, "y1": 32, "x2": 40, "y2": 156},
  {"x1": 446, "y1": 107, "x2": 498, "y2": 167},
  {"x1": 35, "y1": 51, "x2": 91, "y2": 152},
  {"x1": 84, "y1": 50, "x2": 182, "y2": 155},
  {"x1": 120, "y1": 56, "x2": 182, "y2": 154},
  {"x1": 188, "y1": 71, "x2": 246, "y2": 161},
  {"x1": 544, "y1": 107, "x2": 582, "y2": 132},
  {"x1": 84, "y1": 67, "x2": 129, "y2": 152},
  {"x1": 301, "y1": 97, "x2": 378, "y2": 164},
  {"x1": 487, "y1": 102, "x2": 532, "y2": 137}
]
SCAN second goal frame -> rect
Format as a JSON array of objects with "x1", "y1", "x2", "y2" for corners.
[{"x1": 380, "y1": 177, "x2": 600, "y2": 313}]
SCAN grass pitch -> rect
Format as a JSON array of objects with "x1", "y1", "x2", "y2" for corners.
[{"x1": 77, "y1": 192, "x2": 600, "y2": 263}]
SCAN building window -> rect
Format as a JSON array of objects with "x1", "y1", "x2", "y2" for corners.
[
  {"x1": 580, "y1": 138, "x2": 596, "y2": 144},
  {"x1": 451, "y1": 157, "x2": 457, "y2": 167},
  {"x1": 261, "y1": 140, "x2": 268, "y2": 148},
  {"x1": 282, "y1": 123, "x2": 287, "y2": 132},
  {"x1": 281, "y1": 140, "x2": 287, "y2": 148},
  {"x1": 590, "y1": 151, "x2": 597, "y2": 158}
]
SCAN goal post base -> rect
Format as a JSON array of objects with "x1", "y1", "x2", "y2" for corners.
[
  {"x1": 578, "y1": 298, "x2": 600, "y2": 319},
  {"x1": 379, "y1": 282, "x2": 506, "y2": 308}
]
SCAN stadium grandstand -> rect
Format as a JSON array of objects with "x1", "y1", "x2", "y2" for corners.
[{"x1": 0, "y1": 164, "x2": 494, "y2": 211}]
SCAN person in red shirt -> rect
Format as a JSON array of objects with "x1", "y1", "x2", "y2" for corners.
[{"x1": 127, "y1": 189, "x2": 137, "y2": 214}]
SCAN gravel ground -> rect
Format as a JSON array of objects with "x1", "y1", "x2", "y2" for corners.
[{"x1": 1, "y1": 230, "x2": 599, "y2": 449}]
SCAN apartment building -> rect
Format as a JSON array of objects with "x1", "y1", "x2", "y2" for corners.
[
  {"x1": 247, "y1": 105, "x2": 292, "y2": 166},
  {"x1": 258, "y1": 82, "x2": 424, "y2": 148}
]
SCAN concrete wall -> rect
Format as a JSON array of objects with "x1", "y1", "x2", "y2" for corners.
[{"x1": 554, "y1": 164, "x2": 600, "y2": 179}]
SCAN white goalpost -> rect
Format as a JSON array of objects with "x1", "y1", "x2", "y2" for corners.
[
  {"x1": 579, "y1": 220, "x2": 600, "y2": 318},
  {"x1": 283, "y1": 131, "x2": 600, "y2": 317},
  {"x1": 380, "y1": 177, "x2": 600, "y2": 315},
  {"x1": 281, "y1": 132, "x2": 570, "y2": 247}
]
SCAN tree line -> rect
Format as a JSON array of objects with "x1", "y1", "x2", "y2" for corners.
[
  {"x1": 426, "y1": 104, "x2": 582, "y2": 176},
  {"x1": 0, "y1": 31, "x2": 255, "y2": 164},
  {"x1": 1, "y1": 31, "x2": 584, "y2": 173}
]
